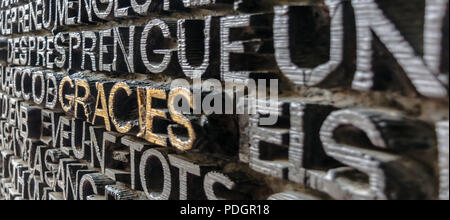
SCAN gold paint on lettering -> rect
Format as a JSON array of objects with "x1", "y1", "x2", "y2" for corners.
[
  {"x1": 109, "y1": 82, "x2": 133, "y2": 133},
  {"x1": 168, "y1": 88, "x2": 196, "y2": 151},
  {"x1": 92, "y1": 82, "x2": 111, "y2": 131}
]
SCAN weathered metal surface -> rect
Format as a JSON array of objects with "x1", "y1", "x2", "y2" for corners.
[{"x1": 0, "y1": 0, "x2": 448, "y2": 200}]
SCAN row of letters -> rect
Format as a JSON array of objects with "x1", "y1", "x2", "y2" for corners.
[
  {"x1": 0, "y1": 66, "x2": 199, "y2": 151},
  {"x1": 0, "y1": 0, "x2": 235, "y2": 36},
  {"x1": 2, "y1": 0, "x2": 449, "y2": 99},
  {"x1": 0, "y1": 65, "x2": 448, "y2": 200},
  {"x1": 0, "y1": 0, "x2": 448, "y2": 200}
]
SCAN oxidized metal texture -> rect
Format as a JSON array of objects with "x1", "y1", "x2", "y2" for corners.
[{"x1": 0, "y1": 0, "x2": 448, "y2": 200}]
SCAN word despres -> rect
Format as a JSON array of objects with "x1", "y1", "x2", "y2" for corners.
[{"x1": 0, "y1": 0, "x2": 449, "y2": 201}]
